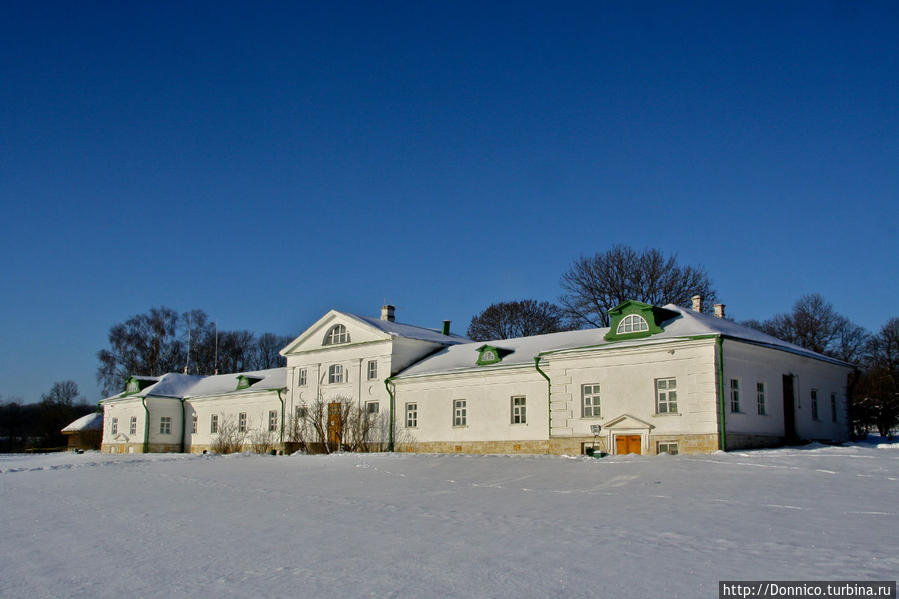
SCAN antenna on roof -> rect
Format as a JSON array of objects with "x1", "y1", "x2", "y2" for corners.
[
  {"x1": 214, "y1": 322, "x2": 219, "y2": 375},
  {"x1": 184, "y1": 313, "x2": 191, "y2": 374}
]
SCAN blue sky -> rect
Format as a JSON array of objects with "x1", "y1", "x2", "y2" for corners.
[{"x1": 2, "y1": 2, "x2": 897, "y2": 404}]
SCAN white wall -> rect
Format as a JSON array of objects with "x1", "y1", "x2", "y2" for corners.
[
  {"x1": 393, "y1": 368, "x2": 549, "y2": 444},
  {"x1": 546, "y1": 339, "x2": 720, "y2": 442},
  {"x1": 722, "y1": 340, "x2": 851, "y2": 442}
]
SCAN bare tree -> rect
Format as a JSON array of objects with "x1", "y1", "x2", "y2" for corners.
[
  {"x1": 743, "y1": 294, "x2": 869, "y2": 363},
  {"x1": 852, "y1": 318, "x2": 899, "y2": 438},
  {"x1": 286, "y1": 394, "x2": 389, "y2": 453},
  {"x1": 559, "y1": 245, "x2": 717, "y2": 328},
  {"x1": 210, "y1": 413, "x2": 247, "y2": 454},
  {"x1": 467, "y1": 300, "x2": 570, "y2": 341},
  {"x1": 40, "y1": 380, "x2": 83, "y2": 407}
]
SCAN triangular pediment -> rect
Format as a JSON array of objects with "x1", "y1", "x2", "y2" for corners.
[
  {"x1": 603, "y1": 413, "x2": 655, "y2": 430},
  {"x1": 280, "y1": 310, "x2": 393, "y2": 356}
]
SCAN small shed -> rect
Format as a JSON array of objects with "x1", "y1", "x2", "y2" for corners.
[{"x1": 61, "y1": 412, "x2": 103, "y2": 450}]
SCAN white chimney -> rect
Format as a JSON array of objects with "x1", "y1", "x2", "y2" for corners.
[
  {"x1": 380, "y1": 304, "x2": 395, "y2": 322},
  {"x1": 714, "y1": 304, "x2": 726, "y2": 319},
  {"x1": 691, "y1": 295, "x2": 703, "y2": 313}
]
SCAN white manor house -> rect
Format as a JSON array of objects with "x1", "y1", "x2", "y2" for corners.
[{"x1": 100, "y1": 299, "x2": 853, "y2": 456}]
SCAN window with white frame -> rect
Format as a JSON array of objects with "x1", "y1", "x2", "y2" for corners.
[
  {"x1": 210, "y1": 414, "x2": 219, "y2": 434},
  {"x1": 296, "y1": 406, "x2": 307, "y2": 420},
  {"x1": 406, "y1": 403, "x2": 417, "y2": 428},
  {"x1": 453, "y1": 400, "x2": 467, "y2": 427},
  {"x1": 617, "y1": 314, "x2": 649, "y2": 334},
  {"x1": 366, "y1": 402, "x2": 379, "y2": 415},
  {"x1": 191, "y1": 413, "x2": 198, "y2": 434},
  {"x1": 657, "y1": 441, "x2": 679, "y2": 455},
  {"x1": 268, "y1": 410, "x2": 278, "y2": 432},
  {"x1": 238, "y1": 412, "x2": 247, "y2": 433},
  {"x1": 757, "y1": 382, "x2": 767, "y2": 415},
  {"x1": 323, "y1": 324, "x2": 349, "y2": 345},
  {"x1": 111, "y1": 417, "x2": 118, "y2": 435},
  {"x1": 367, "y1": 360, "x2": 378, "y2": 380},
  {"x1": 160, "y1": 416, "x2": 172, "y2": 435},
  {"x1": 655, "y1": 378, "x2": 678, "y2": 414},
  {"x1": 730, "y1": 379, "x2": 741, "y2": 413},
  {"x1": 811, "y1": 389, "x2": 819, "y2": 420},
  {"x1": 129, "y1": 416, "x2": 137, "y2": 435},
  {"x1": 511, "y1": 396, "x2": 526, "y2": 424},
  {"x1": 582, "y1": 384, "x2": 601, "y2": 418},
  {"x1": 298, "y1": 368, "x2": 307, "y2": 386},
  {"x1": 328, "y1": 364, "x2": 345, "y2": 384},
  {"x1": 831, "y1": 392, "x2": 837, "y2": 423}
]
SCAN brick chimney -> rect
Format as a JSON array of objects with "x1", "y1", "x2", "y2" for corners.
[
  {"x1": 380, "y1": 304, "x2": 395, "y2": 322},
  {"x1": 714, "y1": 304, "x2": 726, "y2": 319},
  {"x1": 691, "y1": 295, "x2": 703, "y2": 313}
]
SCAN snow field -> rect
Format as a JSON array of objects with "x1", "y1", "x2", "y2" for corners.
[{"x1": 0, "y1": 443, "x2": 896, "y2": 598}]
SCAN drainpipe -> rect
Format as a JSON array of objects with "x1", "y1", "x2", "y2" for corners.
[
  {"x1": 277, "y1": 388, "x2": 286, "y2": 448},
  {"x1": 384, "y1": 377, "x2": 395, "y2": 452},
  {"x1": 179, "y1": 398, "x2": 187, "y2": 453},
  {"x1": 716, "y1": 336, "x2": 727, "y2": 451},
  {"x1": 534, "y1": 356, "x2": 551, "y2": 446},
  {"x1": 141, "y1": 396, "x2": 150, "y2": 454}
]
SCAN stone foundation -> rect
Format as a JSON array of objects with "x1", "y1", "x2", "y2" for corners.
[
  {"x1": 724, "y1": 433, "x2": 784, "y2": 451},
  {"x1": 404, "y1": 440, "x2": 551, "y2": 454}
]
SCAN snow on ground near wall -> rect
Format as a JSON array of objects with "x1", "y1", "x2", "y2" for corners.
[{"x1": 1, "y1": 444, "x2": 897, "y2": 599}]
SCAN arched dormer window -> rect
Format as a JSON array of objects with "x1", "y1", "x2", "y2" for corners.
[
  {"x1": 323, "y1": 324, "x2": 350, "y2": 346},
  {"x1": 617, "y1": 314, "x2": 649, "y2": 335}
]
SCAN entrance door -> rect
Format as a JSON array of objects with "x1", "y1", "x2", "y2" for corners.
[
  {"x1": 782, "y1": 375, "x2": 797, "y2": 443},
  {"x1": 615, "y1": 435, "x2": 642, "y2": 455},
  {"x1": 327, "y1": 402, "x2": 342, "y2": 447}
]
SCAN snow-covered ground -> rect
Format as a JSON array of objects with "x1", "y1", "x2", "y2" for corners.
[{"x1": 1, "y1": 443, "x2": 897, "y2": 598}]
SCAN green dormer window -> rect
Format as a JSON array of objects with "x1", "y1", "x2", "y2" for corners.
[
  {"x1": 126, "y1": 379, "x2": 140, "y2": 394},
  {"x1": 476, "y1": 344, "x2": 512, "y2": 366},
  {"x1": 604, "y1": 300, "x2": 680, "y2": 342},
  {"x1": 236, "y1": 375, "x2": 262, "y2": 390},
  {"x1": 123, "y1": 376, "x2": 156, "y2": 395}
]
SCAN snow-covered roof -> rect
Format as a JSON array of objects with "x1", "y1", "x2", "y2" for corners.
[
  {"x1": 102, "y1": 368, "x2": 286, "y2": 402},
  {"x1": 61, "y1": 412, "x2": 103, "y2": 433},
  {"x1": 341, "y1": 312, "x2": 471, "y2": 345},
  {"x1": 395, "y1": 304, "x2": 851, "y2": 379}
]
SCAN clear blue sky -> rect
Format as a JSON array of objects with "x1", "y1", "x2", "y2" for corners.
[{"x1": 2, "y1": 2, "x2": 897, "y2": 404}]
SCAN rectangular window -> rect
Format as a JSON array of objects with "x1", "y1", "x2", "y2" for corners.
[
  {"x1": 511, "y1": 396, "x2": 527, "y2": 424},
  {"x1": 405, "y1": 403, "x2": 417, "y2": 428},
  {"x1": 238, "y1": 412, "x2": 247, "y2": 433},
  {"x1": 831, "y1": 392, "x2": 837, "y2": 423},
  {"x1": 159, "y1": 416, "x2": 172, "y2": 435},
  {"x1": 191, "y1": 413, "x2": 198, "y2": 434},
  {"x1": 129, "y1": 416, "x2": 137, "y2": 435},
  {"x1": 730, "y1": 379, "x2": 741, "y2": 413},
  {"x1": 268, "y1": 410, "x2": 278, "y2": 432},
  {"x1": 210, "y1": 414, "x2": 219, "y2": 434},
  {"x1": 111, "y1": 417, "x2": 118, "y2": 435},
  {"x1": 367, "y1": 360, "x2": 378, "y2": 380},
  {"x1": 582, "y1": 384, "x2": 601, "y2": 418},
  {"x1": 811, "y1": 390, "x2": 819, "y2": 420},
  {"x1": 657, "y1": 441, "x2": 679, "y2": 455},
  {"x1": 296, "y1": 406, "x2": 307, "y2": 420},
  {"x1": 298, "y1": 368, "x2": 307, "y2": 386},
  {"x1": 757, "y1": 382, "x2": 767, "y2": 415},
  {"x1": 366, "y1": 401, "x2": 379, "y2": 415},
  {"x1": 328, "y1": 364, "x2": 345, "y2": 384},
  {"x1": 453, "y1": 399, "x2": 467, "y2": 427},
  {"x1": 655, "y1": 378, "x2": 678, "y2": 414}
]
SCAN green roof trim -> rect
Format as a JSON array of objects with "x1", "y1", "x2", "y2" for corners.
[{"x1": 604, "y1": 300, "x2": 680, "y2": 342}]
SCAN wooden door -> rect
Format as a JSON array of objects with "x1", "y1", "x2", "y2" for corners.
[
  {"x1": 782, "y1": 375, "x2": 797, "y2": 443},
  {"x1": 615, "y1": 435, "x2": 642, "y2": 455},
  {"x1": 327, "y1": 402, "x2": 342, "y2": 447}
]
